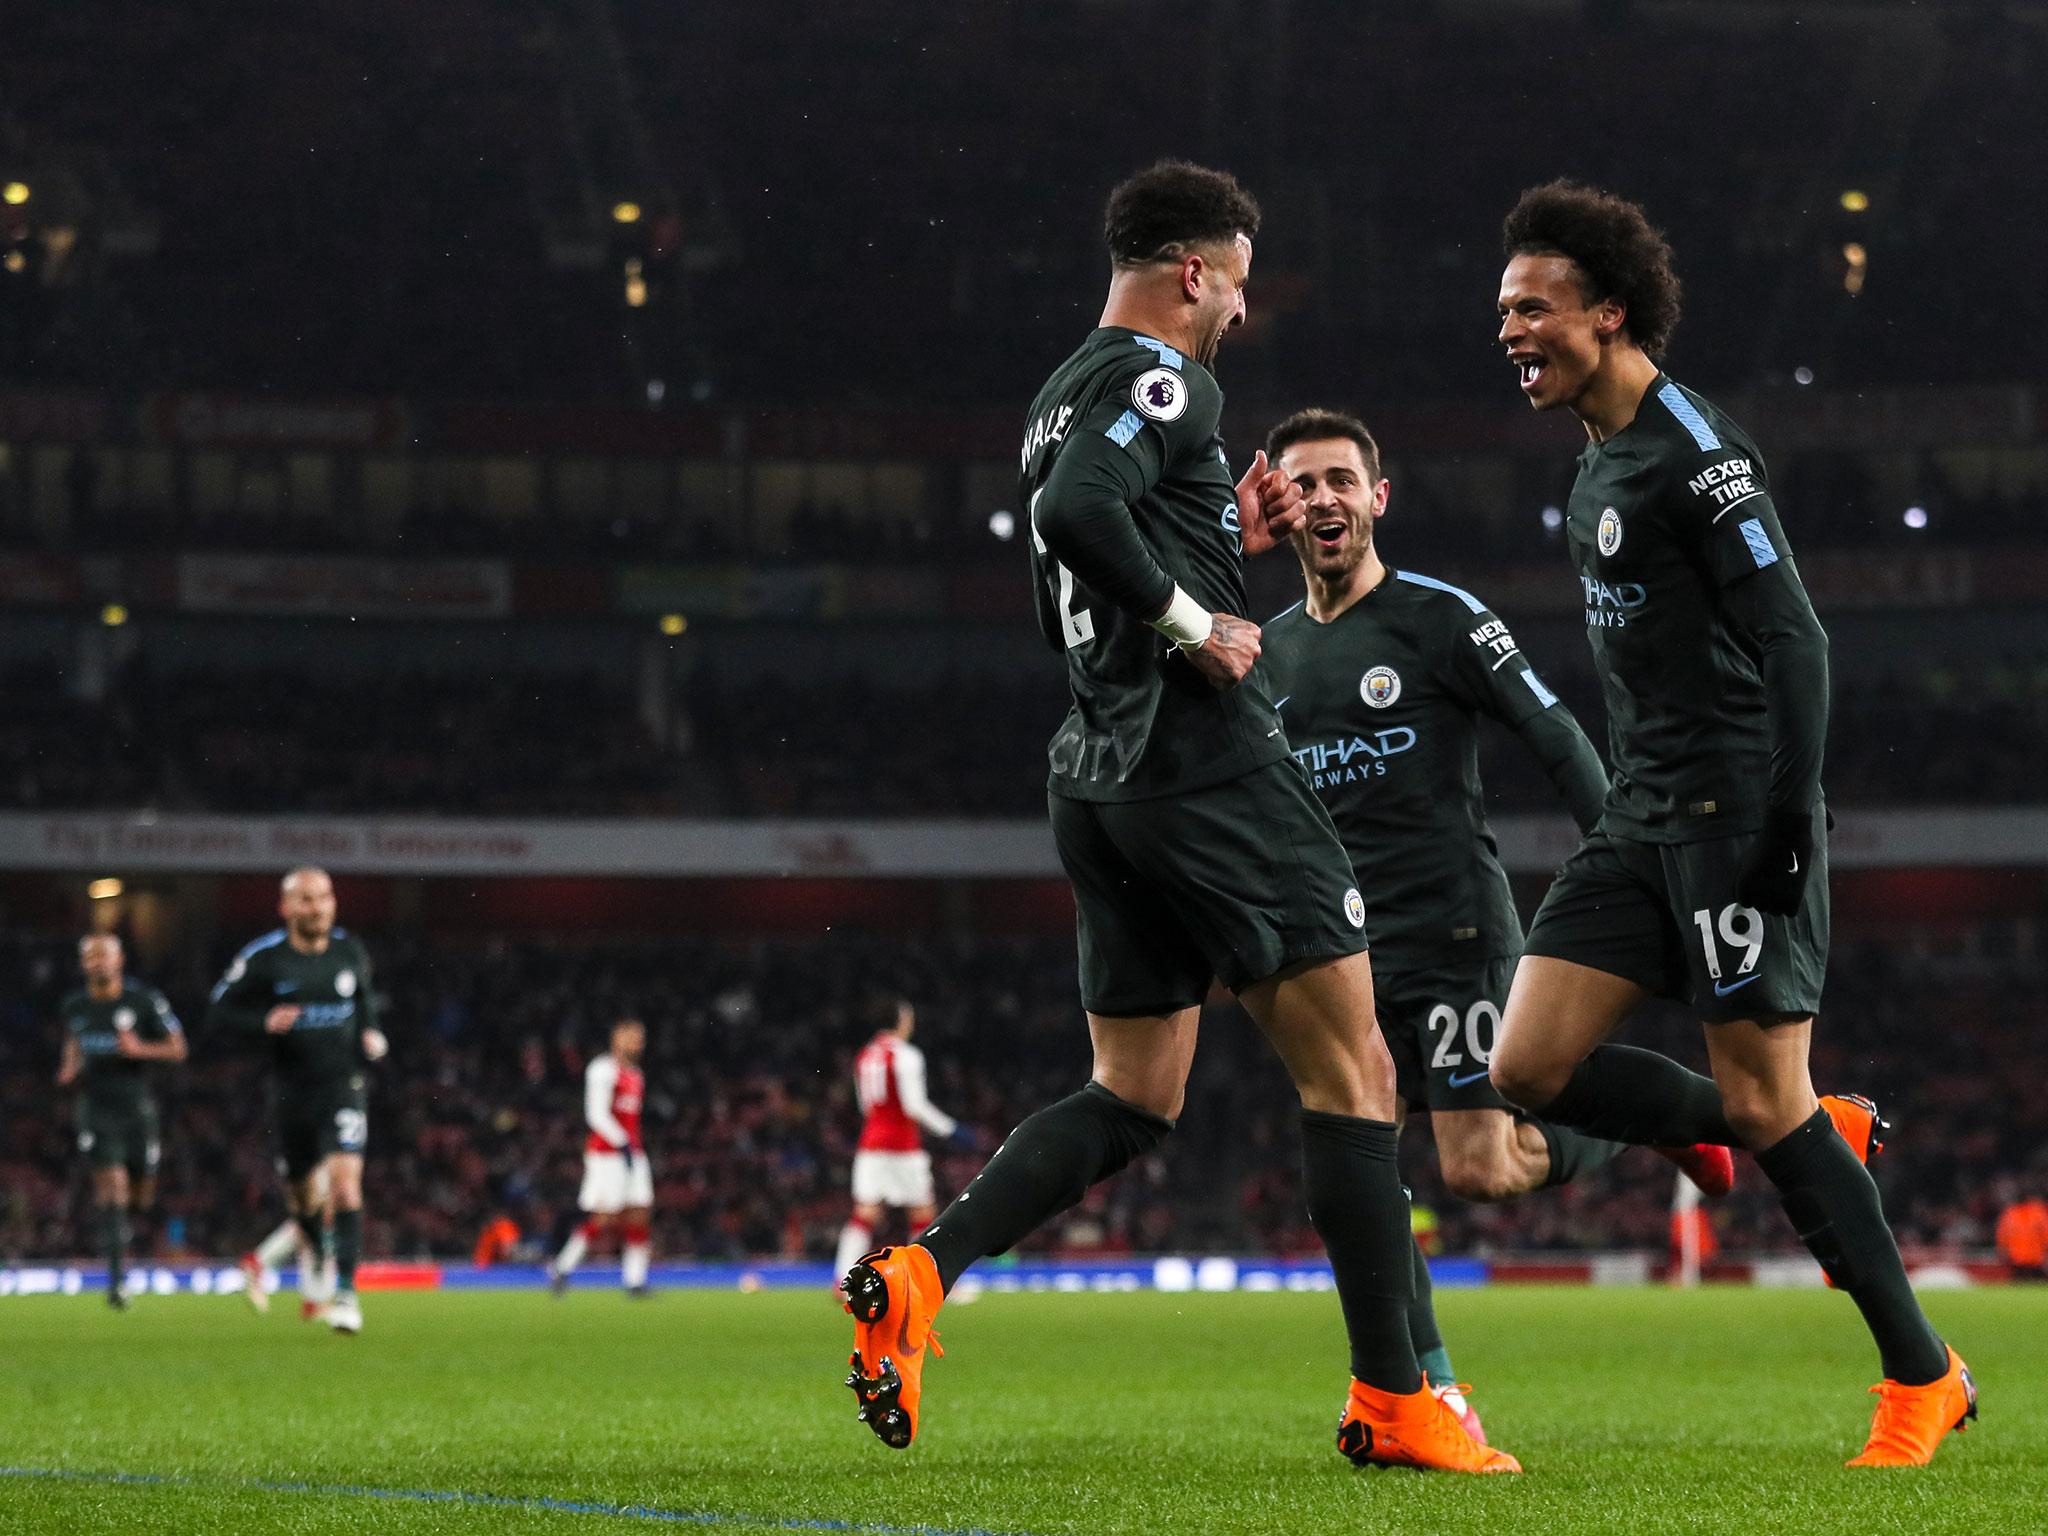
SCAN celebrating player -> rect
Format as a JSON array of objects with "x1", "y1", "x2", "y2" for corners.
[
  {"x1": 1488, "y1": 181, "x2": 1973, "y2": 1466},
  {"x1": 1259, "y1": 407, "x2": 1736, "y2": 1436},
  {"x1": 56, "y1": 934, "x2": 187, "y2": 1309},
  {"x1": 208, "y1": 867, "x2": 387, "y2": 1335},
  {"x1": 548, "y1": 1017, "x2": 655, "y2": 1297},
  {"x1": 840, "y1": 162, "x2": 1514, "y2": 1473},
  {"x1": 833, "y1": 997, "x2": 972, "y2": 1286}
]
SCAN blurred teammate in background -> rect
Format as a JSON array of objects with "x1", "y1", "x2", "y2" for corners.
[
  {"x1": 834, "y1": 997, "x2": 973, "y2": 1285},
  {"x1": 1260, "y1": 406, "x2": 1735, "y2": 1440},
  {"x1": 549, "y1": 1017, "x2": 655, "y2": 1297},
  {"x1": 57, "y1": 934, "x2": 187, "y2": 1309},
  {"x1": 209, "y1": 867, "x2": 387, "y2": 1335}
]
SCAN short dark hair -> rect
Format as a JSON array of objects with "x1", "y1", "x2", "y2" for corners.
[
  {"x1": 1104, "y1": 161, "x2": 1261, "y2": 267},
  {"x1": 1502, "y1": 180, "x2": 1683, "y2": 360},
  {"x1": 1265, "y1": 408, "x2": 1381, "y2": 481}
]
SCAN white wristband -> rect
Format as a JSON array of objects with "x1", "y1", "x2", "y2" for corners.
[{"x1": 1149, "y1": 585, "x2": 1214, "y2": 651}]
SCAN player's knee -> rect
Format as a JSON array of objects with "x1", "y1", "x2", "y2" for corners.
[
  {"x1": 1717, "y1": 1083, "x2": 1805, "y2": 1150},
  {"x1": 1487, "y1": 1055, "x2": 1559, "y2": 1113}
]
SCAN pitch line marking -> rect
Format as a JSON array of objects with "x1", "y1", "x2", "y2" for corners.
[{"x1": 0, "y1": 1466, "x2": 1038, "y2": 1536}]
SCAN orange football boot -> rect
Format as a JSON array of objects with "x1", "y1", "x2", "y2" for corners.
[
  {"x1": 1820, "y1": 1093, "x2": 1888, "y2": 1167},
  {"x1": 1847, "y1": 1346, "x2": 1977, "y2": 1467},
  {"x1": 1336, "y1": 1378, "x2": 1521, "y2": 1473},
  {"x1": 841, "y1": 1245, "x2": 945, "y2": 1449},
  {"x1": 1654, "y1": 1142, "x2": 1736, "y2": 1196}
]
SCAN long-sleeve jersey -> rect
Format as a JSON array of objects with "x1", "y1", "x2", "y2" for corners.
[
  {"x1": 1020, "y1": 326, "x2": 1289, "y2": 801},
  {"x1": 584, "y1": 1052, "x2": 645, "y2": 1154},
  {"x1": 207, "y1": 928, "x2": 378, "y2": 1093},
  {"x1": 1566, "y1": 374, "x2": 1829, "y2": 840},
  {"x1": 854, "y1": 1033, "x2": 956, "y2": 1152},
  {"x1": 1262, "y1": 568, "x2": 1606, "y2": 967},
  {"x1": 62, "y1": 983, "x2": 183, "y2": 1113}
]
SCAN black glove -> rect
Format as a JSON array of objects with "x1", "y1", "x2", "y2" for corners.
[{"x1": 1736, "y1": 808, "x2": 1816, "y2": 916}]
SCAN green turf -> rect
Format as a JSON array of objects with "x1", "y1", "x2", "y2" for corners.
[{"x1": 0, "y1": 1285, "x2": 2038, "y2": 1535}]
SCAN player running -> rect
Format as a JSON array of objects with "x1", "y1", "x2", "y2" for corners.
[
  {"x1": 833, "y1": 998, "x2": 973, "y2": 1285},
  {"x1": 1259, "y1": 406, "x2": 1736, "y2": 1437},
  {"x1": 208, "y1": 867, "x2": 388, "y2": 1335},
  {"x1": 234, "y1": 1172, "x2": 334, "y2": 1321},
  {"x1": 840, "y1": 161, "x2": 1514, "y2": 1474},
  {"x1": 56, "y1": 935, "x2": 186, "y2": 1309},
  {"x1": 549, "y1": 1018, "x2": 655, "y2": 1297},
  {"x1": 1488, "y1": 180, "x2": 1973, "y2": 1466}
]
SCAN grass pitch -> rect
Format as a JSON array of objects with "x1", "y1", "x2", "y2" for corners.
[{"x1": 1, "y1": 1284, "x2": 2040, "y2": 1535}]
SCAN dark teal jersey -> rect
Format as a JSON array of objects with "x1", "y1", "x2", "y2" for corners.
[
  {"x1": 207, "y1": 928, "x2": 379, "y2": 1092},
  {"x1": 1567, "y1": 375, "x2": 1826, "y2": 842},
  {"x1": 1262, "y1": 569, "x2": 1603, "y2": 967},
  {"x1": 62, "y1": 982, "x2": 181, "y2": 1112},
  {"x1": 1021, "y1": 326, "x2": 1288, "y2": 801}
]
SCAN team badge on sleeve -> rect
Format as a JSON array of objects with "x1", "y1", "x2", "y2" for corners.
[
  {"x1": 1360, "y1": 667, "x2": 1402, "y2": 708},
  {"x1": 1343, "y1": 888, "x2": 1367, "y2": 929},
  {"x1": 1597, "y1": 507, "x2": 1624, "y2": 556},
  {"x1": 1131, "y1": 367, "x2": 1188, "y2": 422}
]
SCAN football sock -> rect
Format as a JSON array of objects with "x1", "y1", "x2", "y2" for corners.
[
  {"x1": 622, "y1": 1223, "x2": 651, "y2": 1289},
  {"x1": 918, "y1": 1082, "x2": 1171, "y2": 1294},
  {"x1": 834, "y1": 1219, "x2": 874, "y2": 1283},
  {"x1": 1301, "y1": 1110, "x2": 1420, "y2": 1395},
  {"x1": 555, "y1": 1224, "x2": 591, "y2": 1275},
  {"x1": 98, "y1": 1204, "x2": 126, "y2": 1294},
  {"x1": 1532, "y1": 1117, "x2": 1629, "y2": 1187},
  {"x1": 1535, "y1": 1045, "x2": 1738, "y2": 1148},
  {"x1": 295, "y1": 1211, "x2": 329, "y2": 1281},
  {"x1": 1406, "y1": 1235, "x2": 1454, "y2": 1388},
  {"x1": 255, "y1": 1218, "x2": 300, "y2": 1270},
  {"x1": 1755, "y1": 1108, "x2": 1948, "y2": 1385},
  {"x1": 332, "y1": 1208, "x2": 361, "y2": 1292}
]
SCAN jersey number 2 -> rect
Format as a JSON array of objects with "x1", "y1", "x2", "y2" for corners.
[{"x1": 1030, "y1": 488, "x2": 1095, "y2": 649}]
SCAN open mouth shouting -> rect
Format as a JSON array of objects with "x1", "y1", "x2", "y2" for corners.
[
  {"x1": 1310, "y1": 515, "x2": 1350, "y2": 553},
  {"x1": 1509, "y1": 349, "x2": 1548, "y2": 397}
]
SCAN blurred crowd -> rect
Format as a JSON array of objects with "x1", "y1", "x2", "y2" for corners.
[
  {"x1": 2, "y1": 925, "x2": 2041, "y2": 1270},
  {"x1": 8, "y1": 652, "x2": 2048, "y2": 820}
]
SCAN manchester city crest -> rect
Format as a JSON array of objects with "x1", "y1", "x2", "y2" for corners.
[
  {"x1": 1343, "y1": 888, "x2": 1366, "y2": 929},
  {"x1": 1597, "y1": 507, "x2": 1624, "y2": 556},
  {"x1": 335, "y1": 969, "x2": 357, "y2": 997},
  {"x1": 1360, "y1": 666, "x2": 1402, "y2": 708},
  {"x1": 114, "y1": 1007, "x2": 136, "y2": 1030}
]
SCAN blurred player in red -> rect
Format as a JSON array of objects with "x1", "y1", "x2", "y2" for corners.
[
  {"x1": 548, "y1": 1017, "x2": 654, "y2": 1297},
  {"x1": 834, "y1": 997, "x2": 972, "y2": 1284}
]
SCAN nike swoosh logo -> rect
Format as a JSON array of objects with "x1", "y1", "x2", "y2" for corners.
[
  {"x1": 1713, "y1": 974, "x2": 1762, "y2": 997},
  {"x1": 1788, "y1": 853, "x2": 1800, "y2": 873},
  {"x1": 1447, "y1": 1070, "x2": 1490, "y2": 1088},
  {"x1": 1272, "y1": 696, "x2": 1290, "y2": 710}
]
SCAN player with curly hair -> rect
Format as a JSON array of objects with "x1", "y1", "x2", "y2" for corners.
[{"x1": 1489, "y1": 180, "x2": 1975, "y2": 1467}]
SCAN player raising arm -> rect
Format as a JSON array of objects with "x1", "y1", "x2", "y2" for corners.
[
  {"x1": 1488, "y1": 181, "x2": 1972, "y2": 1467},
  {"x1": 839, "y1": 162, "x2": 1515, "y2": 1475}
]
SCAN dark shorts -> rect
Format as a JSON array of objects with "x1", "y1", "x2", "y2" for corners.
[
  {"x1": 78, "y1": 1100, "x2": 161, "y2": 1178},
  {"x1": 277, "y1": 1075, "x2": 369, "y2": 1180},
  {"x1": 1050, "y1": 758, "x2": 1370, "y2": 1016},
  {"x1": 1523, "y1": 819, "x2": 1829, "y2": 1022},
  {"x1": 1376, "y1": 954, "x2": 1518, "y2": 1113}
]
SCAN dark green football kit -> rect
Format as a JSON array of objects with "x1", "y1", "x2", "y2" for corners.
[
  {"x1": 208, "y1": 928, "x2": 378, "y2": 1177},
  {"x1": 1262, "y1": 568, "x2": 1606, "y2": 1110},
  {"x1": 1022, "y1": 327, "x2": 1364, "y2": 1013},
  {"x1": 1523, "y1": 375, "x2": 1831, "y2": 1020},
  {"x1": 66, "y1": 983, "x2": 182, "y2": 1176}
]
